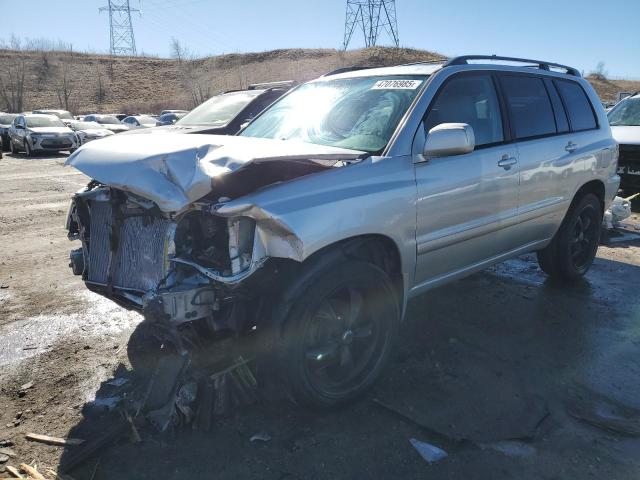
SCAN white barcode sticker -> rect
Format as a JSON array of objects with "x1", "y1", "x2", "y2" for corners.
[{"x1": 372, "y1": 79, "x2": 423, "y2": 90}]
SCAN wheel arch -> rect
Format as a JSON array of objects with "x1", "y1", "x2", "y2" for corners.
[
  {"x1": 573, "y1": 179, "x2": 606, "y2": 213},
  {"x1": 267, "y1": 234, "x2": 406, "y2": 337}
]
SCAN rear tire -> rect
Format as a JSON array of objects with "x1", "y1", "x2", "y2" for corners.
[
  {"x1": 276, "y1": 258, "x2": 399, "y2": 409},
  {"x1": 537, "y1": 193, "x2": 602, "y2": 281}
]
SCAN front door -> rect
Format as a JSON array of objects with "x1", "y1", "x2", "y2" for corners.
[{"x1": 413, "y1": 72, "x2": 520, "y2": 288}]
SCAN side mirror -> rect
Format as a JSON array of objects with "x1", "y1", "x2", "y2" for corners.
[{"x1": 423, "y1": 123, "x2": 475, "y2": 158}]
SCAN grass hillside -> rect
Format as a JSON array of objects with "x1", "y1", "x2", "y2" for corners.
[
  {"x1": 0, "y1": 47, "x2": 444, "y2": 114},
  {"x1": 0, "y1": 46, "x2": 637, "y2": 114}
]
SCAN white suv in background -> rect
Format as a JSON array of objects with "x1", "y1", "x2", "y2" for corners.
[{"x1": 608, "y1": 92, "x2": 640, "y2": 193}]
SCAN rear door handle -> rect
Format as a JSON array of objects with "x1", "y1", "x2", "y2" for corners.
[
  {"x1": 565, "y1": 141, "x2": 578, "y2": 152},
  {"x1": 498, "y1": 155, "x2": 517, "y2": 170}
]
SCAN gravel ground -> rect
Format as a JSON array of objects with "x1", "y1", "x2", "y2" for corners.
[{"x1": 1, "y1": 151, "x2": 640, "y2": 479}]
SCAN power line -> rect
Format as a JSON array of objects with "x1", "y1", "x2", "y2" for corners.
[
  {"x1": 343, "y1": 0, "x2": 399, "y2": 50},
  {"x1": 99, "y1": 0, "x2": 139, "y2": 56}
]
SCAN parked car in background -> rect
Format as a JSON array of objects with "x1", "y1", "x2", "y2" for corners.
[
  {"x1": 156, "y1": 112, "x2": 186, "y2": 126},
  {"x1": 104, "y1": 113, "x2": 128, "y2": 122},
  {"x1": 65, "y1": 57, "x2": 617, "y2": 407},
  {"x1": 122, "y1": 115, "x2": 158, "y2": 129},
  {"x1": 9, "y1": 114, "x2": 78, "y2": 156},
  {"x1": 33, "y1": 109, "x2": 75, "y2": 122},
  {"x1": 82, "y1": 114, "x2": 129, "y2": 133},
  {"x1": 0, "y1": 113, "x2": 18, "y2": 151},
  {"x1": 608, "y1": 92, "x2": 640, "y2": 193},
  {"x1": 69, "y1": 121, "x2": 115, "y2": 145},
  {"x1": 160, "y1": 109, "x2": 189, "y2": 116},
  {"x1": 126, "y1": 81, "x2": 293, "y2": 136}
]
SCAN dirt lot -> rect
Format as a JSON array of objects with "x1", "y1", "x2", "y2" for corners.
[{"x1": 1, "y1": 152, "x2": 640, "y2": 479}]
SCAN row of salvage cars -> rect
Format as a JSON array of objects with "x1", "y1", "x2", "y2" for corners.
[{"x1": 0, "y1": 81, "x2": 294, "y2": 157}]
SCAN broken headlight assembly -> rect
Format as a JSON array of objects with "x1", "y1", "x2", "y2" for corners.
[{"x1": 171, "y1": 213, "x2": 262, "y2": 285}]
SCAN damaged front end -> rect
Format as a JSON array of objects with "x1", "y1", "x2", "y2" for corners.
[
  {"x1": 64, "y1": 133, "x2": 366, "y2": 347},
  {"x1": 67, "y1": 184, "x2": 274, "y2": 332}
]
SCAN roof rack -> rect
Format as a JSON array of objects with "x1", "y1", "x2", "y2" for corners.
[
  {"x1": 445, "y1": 55, "x2": 581, "y2": 77},
  {"x1": 322, "y1": 66, "x2": 377, "y2": 77},
  {"x1": 247, "y1": 80, "x2": 296, "y2": 90}
]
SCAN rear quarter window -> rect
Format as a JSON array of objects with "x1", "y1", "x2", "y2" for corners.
[
  {"x1": 500, "y1": 75, "x2": 556, "y2": 140},
  {"x1": 553, "y1": 80, "x2": 597, "y2": 131}
]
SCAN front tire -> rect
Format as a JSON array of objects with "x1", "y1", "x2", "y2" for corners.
[
  {"x1": 277, "y1": 258, "x2": 399, "y2": 408},
  {"x1": 10, "y1": 139, "x2": 18, "y2": 154},
  {"x1": 24, "y1": 141, "x2": 32, "y2": 157},
  {"x1": 537, "y1": 193, "x2": 602, "y2": 281}
]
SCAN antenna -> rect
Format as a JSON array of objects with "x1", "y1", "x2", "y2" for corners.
[
  {"x1": 99, "y1": 0, "x2": 139, "y2": 56},
  {"x1": 343, "y1": 0, "x2": 399, "y2": 50}
]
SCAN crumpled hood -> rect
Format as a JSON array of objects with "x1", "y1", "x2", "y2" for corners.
[
  {"x1": 611, "y1": 126, "x2": 640, "y2": 146},
  {"x1": 66, "y1": 133, "x2": 365, "y2": 212}
]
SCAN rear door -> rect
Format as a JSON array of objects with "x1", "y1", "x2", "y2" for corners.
[
  {"x1": 413, "y1": 72, "x2": 520, "y2": 287},
  {"x1": 497, "y1": 74, "x2": 599, "y2": 246}
]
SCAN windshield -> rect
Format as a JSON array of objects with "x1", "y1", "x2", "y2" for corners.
[
  {"x1": 95, "y1": 115, "x2": 122, "y2": 125},
  {"x1": 608, "y1": 96, "x2": 640, "y2": 126},
  {"x1": 73, "y1": 121, "x2": 102, "y2": 130},
  {"x1": 241, "y1": 76, "x2": 427, "y2": 152},
  {"x1": 26, "y1": 116, "x2": 65, "y2": 128},
  {"x1": 177, "y1": 91, "x2": 260, "y2": 127},
  {"x1": 0, "y1": 114, "x2": 18, "y2": 125}
]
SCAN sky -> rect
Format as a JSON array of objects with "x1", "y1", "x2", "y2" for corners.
[{"x1": 1, "y1": 0, "x2": 638, "y2": 78}]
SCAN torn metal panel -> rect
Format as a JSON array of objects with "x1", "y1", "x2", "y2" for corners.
[{"x1": 66, "y1": 133, "x2": 366, "y2": 213}]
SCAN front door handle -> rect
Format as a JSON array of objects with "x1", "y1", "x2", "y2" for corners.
[
  {"x1": 498, "y1": 155, "x2": 517, "y2": 170},
  {"x1": 565, "y1": 141, "x2": 578, "y2": 152}
]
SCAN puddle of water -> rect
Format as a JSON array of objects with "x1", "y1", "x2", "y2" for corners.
[{"x1": 0, "y1": 290, "x2": 141, "y2": 367}]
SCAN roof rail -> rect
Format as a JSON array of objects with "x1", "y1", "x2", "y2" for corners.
[
  {"x1": 247, "y1": 80, "x2": 296, "y2": 90},
  {"x1": 445, "y1": 55, "x2": 581, "y2": 77},
  {"x1": 322, "y1": 65, "x2": 377, "y2": 77}
]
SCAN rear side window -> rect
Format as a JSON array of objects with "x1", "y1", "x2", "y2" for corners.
[
  {"x1": 424, "y1": 74, "x2": 503, "y2": 147},
  {"x1": 499, "y1": 75, "x2": 556, "y2": 139},
  {"x1": 543, "y1": 78, "x2": 569, "y2": 133},
  {"x1": 554, "y1": 80, "x2": 597, "y2": 131}
]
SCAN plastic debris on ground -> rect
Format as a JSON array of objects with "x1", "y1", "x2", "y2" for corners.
[
  {"x1": 409, "y1": 438, "x2": 448, "y2": 464},
  {"x1": 249, "y1": 432, "x2": 272, "y2": 443},
  {"x1": 106, "y1": 378, "x2": 129, "y2": 387},
  {"x1": 479, "y1": 440, "x2": 536, "y2": 457}
]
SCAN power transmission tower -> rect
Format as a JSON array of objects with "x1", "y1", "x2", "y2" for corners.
[
  {"x1": 99, "y1": 0, "x2": 139, "y2": 56},
  {"x1": 342, "y1": 0, "x2": 399, "y2": 50}
]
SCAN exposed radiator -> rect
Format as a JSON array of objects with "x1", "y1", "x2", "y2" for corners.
[{"x1": 87, "y1": 201, "x2": 172, "y2": 292}]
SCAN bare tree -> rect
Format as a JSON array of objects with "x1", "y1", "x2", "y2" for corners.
[
  {"x1": 170, "y1": 39, "x2": 212, "y2": 107},
  {"x1": 54, "y1": 55, "x2": 77, "y2": 112},
  {"x1": 0, "y1": 36, "x2": 27, "y2": 112},
  {"x1": 590, "y1": 61, "x2": 608, "y2": 81},
  {"x1": 95, "y1": 64, "x2": 108, "y2": 106},
  {"x1": 170, "y1": 37, "x2": 189, "y2": 63}
]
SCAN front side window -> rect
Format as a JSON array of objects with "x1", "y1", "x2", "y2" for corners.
[
  {"x1": 500, "y1": 75, "x2": 556, "y2": 139},
  {"x1": 424, "y1": 74, "x2": 503, "y2": 147},
  {"x1": 241, "y1": 75, "x2": 427, "y2": 153},
  {"x1": 608, "y1": 96, "x2": 640, "y2": 127},
  {"x1": 554, "y1": 80, "x2": 597, "y2": 131}
]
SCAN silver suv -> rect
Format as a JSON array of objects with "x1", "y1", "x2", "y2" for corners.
[{"x1": 65, "y1": 56, "x2": 619, "y2": 407}]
